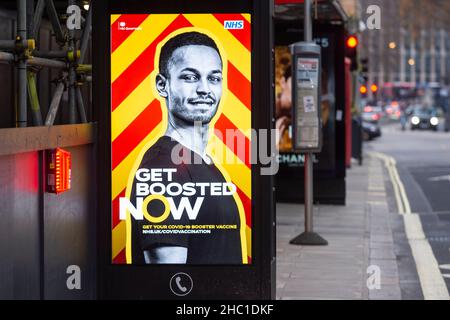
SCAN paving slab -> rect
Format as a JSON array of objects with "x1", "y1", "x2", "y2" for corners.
[{"x1": 276, "y1": 155, "x2": 402, "y2": 300}]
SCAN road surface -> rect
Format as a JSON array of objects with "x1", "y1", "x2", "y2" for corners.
[{"x1": 367, "y1": 121, "x2": 450, "y2": 299}]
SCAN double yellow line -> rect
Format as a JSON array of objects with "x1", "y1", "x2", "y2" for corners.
[
  {"x1": 370, "y1": 152, "x2": 411, "y2": 215},
  {"x1": 370, "y1": 152, "x2": 449, "y2": 300}
]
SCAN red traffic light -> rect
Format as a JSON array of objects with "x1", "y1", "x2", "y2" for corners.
[
  {"x1": 371, "y1": 84, "x2": 378, "y2": 92},
  {"x1": 347, "y1": 36, "x2": 358, "y2": 48},
  {"x1": 360, "y1": 85, "x2": 367, "y2": 94}
]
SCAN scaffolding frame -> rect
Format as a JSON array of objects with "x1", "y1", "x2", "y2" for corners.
[{"x1": 0, "y1": 0, "x2": 92, "y2": 127}]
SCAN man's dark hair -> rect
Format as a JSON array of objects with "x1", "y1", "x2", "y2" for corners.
[{"x1": 159, "y1": 31, "x2": 222, "y2": 77}]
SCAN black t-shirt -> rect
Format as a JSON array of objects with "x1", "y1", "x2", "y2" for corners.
[{"x1": 130, "y1": 136, "x2": 242, "y2": 264}]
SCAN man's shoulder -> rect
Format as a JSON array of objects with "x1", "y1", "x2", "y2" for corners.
[
  {"x1": 140, "y1": 136, "x2": 177, "y2": 166},
  {"x1": 136, "y1": 136, "x2": 192, "y2": 181}
]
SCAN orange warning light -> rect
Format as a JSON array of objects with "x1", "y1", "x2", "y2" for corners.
[{"x1": 46, "y1": 148, "x2": 71, "y2": 194}]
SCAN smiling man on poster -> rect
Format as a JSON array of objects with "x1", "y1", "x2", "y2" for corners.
[{"x1": 123, "y1": 31, "x2": 247, "y2": 265}]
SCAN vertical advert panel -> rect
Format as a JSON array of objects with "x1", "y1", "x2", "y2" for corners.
[
  {"x1": 110, "y1": 13, "x2": 252, "y2": 265},
  {"x1": 275, "y1": 34, "x2": 336, "y2": 170}
]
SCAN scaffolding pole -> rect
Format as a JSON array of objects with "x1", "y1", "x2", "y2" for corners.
[
  {"x1": 44, "y1": 0, "x2": 65, "y2": 44},
  {"x1": 33, "y1": 49, "x2": 78, "y2": 59},
  {"x1": 28, "y1": 56, "x2": 66, "y2": 68},
  {"x1": 0, "y1": 39, "x2": 33, "y2": 50},
  {"x1": 17, "y1": 0, "x2": 27, "y2": 128},
  {"x1": 27, "y1": 71, "x2": 43, "y2": 126},
  {"x1": 79, "y1": 5, "x2": 91, "y2": 64},
  {"x1": 45, "y1": 81, "x2": 65, "y2": 126},
  {"x1": 0, "y1": 52, "x2": 15, "y2": 62},
  {"x1": 68, "y1": 0, "x2": 77, "y2": 124},
  {"x1": 32, "y1": 0, "x2": 45, "y2": 40},
  {"x1": 0, "y1": 40, "x2": 16, "y2": 50},
  {"x1": 1, "y1": 0, "x2": 92, "y2": 127},
  {"x1": 76, "y1": 87, "x2": 87, "y2": 123}
]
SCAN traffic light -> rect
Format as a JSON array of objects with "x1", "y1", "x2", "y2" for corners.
[
  {"x1": 360, "y1": 85, "x2": 367, "y2": 95},
  {"x1": 371, "y1": 84, "x2": 378, "y2": 93},
  {"x1": 346, "y1": 35, "x2": 358, "y2": 48},
  {"x1": 346, "y1": 35, "x2": 358, "y2": 71},
  {"x1": 360, "y1": 58, "x2": 369, "y2": 82}
]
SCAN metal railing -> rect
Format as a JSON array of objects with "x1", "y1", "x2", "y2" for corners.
[{"x1": 0, "y1": 0, "x2": 92, "y2": 127}]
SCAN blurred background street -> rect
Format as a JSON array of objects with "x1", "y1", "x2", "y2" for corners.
[{"x1": 275, "y1": 0, "x2": 450, "y2": 300}]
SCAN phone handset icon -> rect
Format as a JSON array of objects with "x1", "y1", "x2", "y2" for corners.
[
  {"x1": 175, "y1": 276, "x2": 187, "y2": 293},
  {"x1": 170, "y1": 272, "x2": 193, "y2": 296}
]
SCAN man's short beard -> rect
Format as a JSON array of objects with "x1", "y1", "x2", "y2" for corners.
[
  {"x1": 173, "y1": 110, "x2": 217, "y2": 124},
  {"x1": 168, "y1": 98, "x2": 219, "y2": 124}
]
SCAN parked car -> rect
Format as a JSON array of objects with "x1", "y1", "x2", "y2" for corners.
[
  {"x1": 362, "y1": 120, "x2": 382, "y2": 140},
  {"x1": 364, "y1": 105, "x2": 384, "y2": 119},
  {"x1": 385, "y1": 101, "x2": 401, "y2": 120},
  {"x1": 362, "y1": 108, "x2": 381, "y2": 123},
  {"x1": 410, "y1": 107, "x2": 439, "y2": 131}
]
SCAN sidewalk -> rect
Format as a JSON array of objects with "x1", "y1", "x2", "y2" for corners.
[{"x1": 276, "y1": 154, "x2": 402, "y2": 300}]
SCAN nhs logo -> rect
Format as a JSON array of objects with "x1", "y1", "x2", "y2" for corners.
[{"x1": 224, "y1": 20, "x2": 244, "y2": 30}]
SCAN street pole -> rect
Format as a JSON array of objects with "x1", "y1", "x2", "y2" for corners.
[
  {"x1": 290, "y1": 0, "x2": 327, "y2": 246},
  {"x1": 304, "y1": 0, "x2": 312, "y2": 42},
  {"x1": 304, "y1": 153, "x2": 314, "y2": 233},
  {"x1": 304, "y1": 0, "x2": 315, "y2": 236}
]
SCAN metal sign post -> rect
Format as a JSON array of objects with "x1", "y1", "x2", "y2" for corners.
[{"x1": 290, "y1": 0, "x2": 327, "y2": 246}]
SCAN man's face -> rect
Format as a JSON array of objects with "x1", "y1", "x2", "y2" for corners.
[{"x1": 159, "y1": 45, "x2": 223, "y2": 124}]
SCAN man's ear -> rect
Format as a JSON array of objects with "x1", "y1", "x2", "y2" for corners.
[{"x1": 156, "y1": 74, "x2": 168, "y2": 98}]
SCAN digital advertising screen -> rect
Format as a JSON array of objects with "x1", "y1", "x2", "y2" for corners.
[{"x1": 110, "y1": 13, "x2": 252, "y2": 265}]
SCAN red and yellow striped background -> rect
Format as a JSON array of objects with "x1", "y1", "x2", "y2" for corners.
[{"x1": 110, "y1": 13, "x2": 252, "y2": 264}]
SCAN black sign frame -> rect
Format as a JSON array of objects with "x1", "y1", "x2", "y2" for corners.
[{"x1": 93, "y1": 0, "x2": 275, "y2": 299}]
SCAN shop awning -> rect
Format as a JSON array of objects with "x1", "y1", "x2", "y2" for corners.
[{"x1": 275, "y1": 0, "x2": 348, "y2": 23}]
